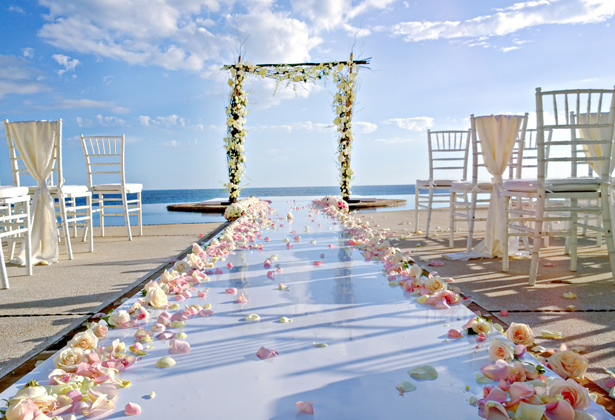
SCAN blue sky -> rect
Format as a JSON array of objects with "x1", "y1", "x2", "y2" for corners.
[{"x1": 1, "y1": 0, "x2": 614, "y2": 192}]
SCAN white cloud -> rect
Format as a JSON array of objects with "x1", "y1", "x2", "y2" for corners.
[
  {"x1": 501, "y1": 46, "x2": 519, "y2": 52},
  {"x1": 22, "y1": 48, "x2": 34, "y2": 58},
  {"x1": 161, "y1": 140, "x2": 181, "y2": 147},
  {"x1": 389, "y1": 0, "x2": 615, "y2": 42},
  {"x1": 50, "y1": 98, "x2": 126, "y2": 112},
  {"x1": 138, "y1": 114, "x2": 187, "y2": 127},
  {"x1": 290, "y1": 0, "x2": 394, "y2": 33},
  {"x1": 8, "y1": 6, "x2": 24, "y2": 13},
  {"x1": 247, "y1": 121, "x2": 331, "y2": 132},
  {"x1": 0, "y1": 55, "x2": 49, "y2": 99},
  {"x1": 383, "y1": 117, "x2": 434, "y2": 131},
  {"x1": 354, "y1": 121, "x2": 377, "y2": 133},
  {"x1": 95, "y1": 114, "x2": 127, "y2": 126},
  {"x1": 374, "y1": 137, "x2": 416, "y2": 144},
  {"x1": 52, "y1": 53, "x2": 80, "y2": 76}
]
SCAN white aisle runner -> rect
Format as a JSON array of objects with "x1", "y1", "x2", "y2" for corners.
[{"x1": 0, "y1": 199, "x2": 612, "y2": 419}]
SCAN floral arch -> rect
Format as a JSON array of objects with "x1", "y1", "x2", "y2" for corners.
[{"x1": 222, "y1": 54, "x2": 370, "y2": 203}]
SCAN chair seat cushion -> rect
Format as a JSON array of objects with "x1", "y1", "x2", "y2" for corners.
[
  {"x1": 0, "y1": 186, "x2": 29, "y2": 198},
  {"x1": 416, "y1": 179, "x2": 459, "y2": 187},
  {"x1": 26, "y1": 185, "x2": 90, "y2": 195},
  {"x1": 92, "y1": 183, "x2": 143, "y2": 193},
  {"x1": 450, "y1": 181, "x2": 493, "y2": 192},
  {"x1": 504, "y1": 178, "x2": 601, "y2": 193}
]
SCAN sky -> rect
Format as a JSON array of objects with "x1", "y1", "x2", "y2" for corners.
[{"x1": 1, "y1": 0, "x2": 614, "y2": 192}]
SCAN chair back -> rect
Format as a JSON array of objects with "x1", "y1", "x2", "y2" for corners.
[
  {"x1": 4, "y1": 119, "x2": 63, "y2": 188},
  {"x1": 427, "y1": 130, "x2": 471, "y2": 181},
  {"x1": 470, "y1": 113, "x2": 528, "y2": 184},
  {"x1": 509, "y1": 128, "x2": 553, "y2": 180},
  {"x1": 536, "y1": 88, "x2": 615, "y2": 183},
  {"x1": 80, "y1": 135, "x2": 126, "y2": 189}
]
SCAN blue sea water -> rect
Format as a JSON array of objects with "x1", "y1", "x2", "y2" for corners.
[{"x1": 102, "y1": 184, "x2": 443, "y2": 225}]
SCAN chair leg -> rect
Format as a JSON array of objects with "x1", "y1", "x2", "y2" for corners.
[
  {"x1": 466, "y1": 190, "x2": 477, "y2": 253},
  {"x1": 449, "y1": 191, "x2": 455, "y2": 248},
  {"x1": 58, "y1": 197, "x2": 74, "y2": 260},
  {"x1": 0, "y1": 243, "x2": 9, "y2": 289},
  {"x1": 137, "y1": 193, "x2": 143, "y2": 236},
  {"x1": 570, "y1": 200, "x2": 578, "y2": 272},
  {"x1": 414, "y1": 185, "x2": 420, "y2": 234},
  {"x1": 87, "y1": 195, "x2": 94, "y2": 252},
  {"x1": 122, "y1": 191, "x2": 132, "y2": 241},
  {"x1": 597, "y1": 213, "x2": 603, "y2": 247},
  {"x1": 529, "y1": 192, "x2": 545, "y2": 286},
  {"x1": 99, "y1": 194, "x2": 105, "y2": 237},
  {"x1": 425, "y1": 187, "x2": 434, "y2": 238},
  {"x1": 502, "y1": 196, "x2": 511, "y2": 272},
  {"x1": 600, "y1": 189, "x2": 615, "y2": 285}
]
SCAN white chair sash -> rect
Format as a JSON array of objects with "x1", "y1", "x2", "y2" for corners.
[{"x1": 7, "y1": 121, "x2": 59, "y2": 265}]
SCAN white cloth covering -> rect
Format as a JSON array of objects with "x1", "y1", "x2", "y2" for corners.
[
  {"x1": 7, "y1": 121, "x2": 59, "y2": 265},
  {"x1": 445, "y1": 115, "x2": 524, "y2": 261}
]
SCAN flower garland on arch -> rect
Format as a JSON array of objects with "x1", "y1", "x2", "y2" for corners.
[{"x1": 222, "y1": 56, "x2": 369, "y2": 203}]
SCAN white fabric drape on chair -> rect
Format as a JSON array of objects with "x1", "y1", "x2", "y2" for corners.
[
  {"x1": 444, "y1": 115, "x2": 524, "y2": 260},
  {"x1": 7, "y1": 121, "x2": 59, "y2": 265},
  {"x1": 579, "y1": 113, "x2": 615, "y2": 175}
]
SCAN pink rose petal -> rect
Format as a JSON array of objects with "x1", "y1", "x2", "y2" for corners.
[
  {"x1": 225, "y1": 288, "x2": 237, "y2": 294},
  {"x1": 156, "y1": 331, "x2": 174, "y2": 340},
  {"x1": 276, "y1": 268, "x2": 283, "y2": 273},
  {"x1": 174, "y1": 295, "x2": 185, "y2": 301},
  {"x1": 478, "y1": 332, "x2": 487, "y2": 342},
  {"x1": 428, "y1": 260, "x2": 445, "y2": 267},
  {"x1": 328, "y1": 244, "x2": 335, "y2": 248},
  {"x1": 313, "y1": 261, "x2": 323, "y2": 266},
  {"x1": 606, "y1": 377, "x2": 615, "y2": 389},
  {"x1": 199, "y1": 308, "x2": 214, "y2": 317},
  {"x1": 296, "y1": 400, "x2": 314, "y2": 414},
  {"x1": 481, "y1": 359, "x2": 510, "y2": 381},
  {"x1": 256, "y1": 346, "x2": 278, "y2": 359},
  {"x1": 544, "y1": 262, "x2": 554, "y2": 267},
  {"x1": 215, "y1": 268, "x2": 224, "y2": 275},
  {"x1": 267, "y1": 271, "x2": 275, "y2": 279},
  {"x1": 286, "y1": 243, "x2": 293, "y2": 249},
  {"x1": 514, "y1": 344, "x2": 527, "y2": 357},
  {"x1": 227, "y1": 263, "x2": 233, "y2": 269},
  {"x1": 236, "y1": 293, "x2": 248, "y2": 303},
  {"x1": 500, "y1": 310, "x2": 509, "y2": 317},
  {"x1": 264, "y1": 237, "x2": 271, "y2": 242},
  {"x1": 198, "y1": 290, "x2": 207, "y2": 298},
  {"x1": 169, "y1": 339, "x2": 191, "y2": 354},
  {"x1": 125, "y1": 403, "x2": 141, "y2": 416},
  {"x1": 448, "y1": 329, "x2": 462, "y2": 338}
]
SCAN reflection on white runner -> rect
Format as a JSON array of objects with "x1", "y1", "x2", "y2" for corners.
[{"x1": 444, "y1": 115, "x2": 524, "y2": 261}]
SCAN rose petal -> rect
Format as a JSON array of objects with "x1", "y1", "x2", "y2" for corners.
[
  {"x1": 245, "y1": 314, "x2": 260, "y2": 322},
  {"x1": 169, "y1": 339, "x2": 191, "y2": 354},
  {"x1": 236, "y1": 293, "x2": 248, "y2": 303},
  {"x1": 296, "y1": 400, "x2": 314, "y2": 414},
  {"x1": 199, "y1": 308, "x2": 214, "y2": 317},
  {"x1": 256, "y1": 346, "x2": 278, "y2": 359},
  {"x1": 408, "y1": 365, "x2": 438, "y2": 380},
  {"x1": 481, "y1": 360, "x2": 510, "y2": 381},
  {"x1": 396, "y1": 381, "x2": 417, "y2": 393},
  {"x1": 125, "y1": 402, "x2": 142, "y2": 416},
  {"x1": 313, "y1": 260, "x2": 323, "y2": 266},
  {"x1": 448, "y1": 329, "x2": 462, "y2": 338},
  {"x1": 225, "y1": 288, "x2": 237, "y2": 294},
  {"x1": 155, "y1": 356, "x2": 176, "y2": 368},
  {"x1": 500, "y1": 310, "x2": 509, "y2": 317}
]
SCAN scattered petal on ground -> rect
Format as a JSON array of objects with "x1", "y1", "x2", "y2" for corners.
[
  {"x1": 313, "y1": 342, "x2": 328, "y2": 348},
  {"x1": 408, "y1": 365, "x2": 438, "y2": 380},
  {"x1": 396, "y1": 381, "x2": 417, "y2": 394},
  {"x1": 256, "y1": 346, "x2": 278, "y2": 359},
  {"x1": 500, "y1": 310, "x2": 509, "y2": 317},
  {"x1": 236, "y1": 293, "x2": 248, "y2": 303},
  {"x1": 125, "y1": 402, "x2": 141, "y2": 416},
  {"x1": 245, "y1": 314, "x2": 260, "y2": 322},
  {"x1": 155, "y1": 357, "x2": 176, "y2": 368},
  {"x1": 296, "y1": 401, "x2": 314, "y2": 414},
  {"x1": 280, "y1": 317, "x2": 293, "y2": 323},
  {"x1": 541, "y1": 330, "x2": 564, "y2": 339}
]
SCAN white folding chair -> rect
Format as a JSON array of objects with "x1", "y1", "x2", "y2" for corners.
[
  {"x1": 81, "y1": 135, "x2": 143, "y2": 240},
  {"x1": 448, "y1": 114, "x2": 529, "y2": 249},
  {"x1": 4, "y1": 119, "x2": 94, "y2": 261},
  {"x1": 414, "y1": 129, "x2": 470, "y2": 237},
  {"x1": 502, "y1": 87, "x2": 615, "y2": 285},
  {"x1": 0, "y1": 187, "x2": 32, "y2": 289}
]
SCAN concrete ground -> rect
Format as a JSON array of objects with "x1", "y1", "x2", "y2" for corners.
[
  {"x1": 0, "y1": 223, "x2": 224, "y2": 381},
  {"x1": 1, "y1": 208, "x2": 614, "y2": 400}
]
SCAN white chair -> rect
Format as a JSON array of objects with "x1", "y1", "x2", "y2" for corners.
[
  {"x1": 448, "y1": 114, "x2": 529, "y2": 249},
  {"x1": 4, "y1": 119, "x2": 94, "y2": 262},
  {"x1": 415, "y1": 130, "x2": 470, "y2": 237},
  {"x1": 502, "y1": 87, "x2": 615, "y2": 285},
  {"x1": 0, "y1": 187, "x2": 32, "y2": 289},
  {"x1": 81, "y1": 135, "x2": 143, "y2": 240}
]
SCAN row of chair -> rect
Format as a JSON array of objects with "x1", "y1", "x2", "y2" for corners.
[
  {"x1": 415, "y1": 87, "x2": 615, "y2": 285},
  {"x1": 1, "y1": 119, "x2": 143, "y2": 289}
]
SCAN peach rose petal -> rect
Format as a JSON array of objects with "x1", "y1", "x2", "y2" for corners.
[
  {"x1": 448, "y1": 329, "x2": 462, "y2": 338},
  {"x1": 256, "y1": 346, "x2": 278, "y2": 359},
  {"x1": 295, "y1": 400, "x2": 314, "y2": 414},
  {"x1": 125, "y1": 402, "x2": 141, "y2": 416}
]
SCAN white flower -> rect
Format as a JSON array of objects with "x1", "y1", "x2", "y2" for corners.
[
  {"x1": 53, "y1": 347, "x2": 86, "y2": 372},
  {"x1": 67, "y1": 330, "x2": 99, "y2": 351}
]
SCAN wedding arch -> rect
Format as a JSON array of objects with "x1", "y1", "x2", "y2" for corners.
[{"x1": 222, "y1": 54, "x2": 370, "y2": 203}]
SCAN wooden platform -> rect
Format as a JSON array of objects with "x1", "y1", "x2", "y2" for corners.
[{"x1": 166, "y1": 198, "x2": 407, "y2": 213}]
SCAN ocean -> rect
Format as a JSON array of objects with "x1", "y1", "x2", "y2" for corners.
[{"x1": 100, "y1": 184, "x2": 444, "y2": 226}]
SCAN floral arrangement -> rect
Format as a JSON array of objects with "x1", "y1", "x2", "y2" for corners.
[
  {"x1": 224, "y1": 202, "x2": 246, "y2": 221},
  {"x1": 222, "y1": 57, "x2": 364, "y2": 202},
  {"x1": 313, "y1": 195, "x2": 349, "y2": 213}
]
